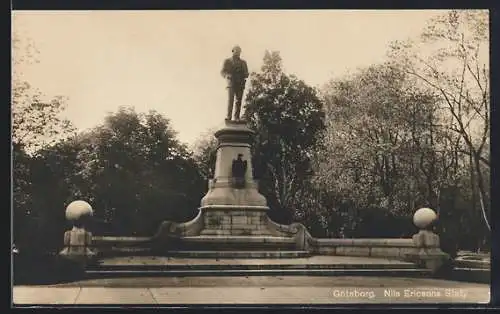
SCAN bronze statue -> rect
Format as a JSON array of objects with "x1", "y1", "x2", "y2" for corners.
[
  {"x1": 221, "y1": 45, "x2": 249, "y2": 121},
  {"x1": 231, "y1": 153, "x2": 247, "y2": 188}
]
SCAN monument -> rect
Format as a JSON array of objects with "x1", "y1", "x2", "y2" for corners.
[
  {"x1": 58, "y1": 47, "x2": 452, "y2": 272},
  {"x1": 154, "y1": 46, "x2": 269, "y2": 237},
  {"x1": 149, "y1": 46, "x2": 308, "y2": 253}
]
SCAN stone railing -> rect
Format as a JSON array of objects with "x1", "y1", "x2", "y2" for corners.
[
  {"x1": 311, "y1": 238, "x2": 418, "y2": 259},
  {"x1": 310, "y1": 232, "x2": 450, "y2": 273},
  {"x1": 265, "y1": 215, "x2": 449, "y2": 273},
  {"x1": 59, "y1": 201, "x2": 450, "y2": 274}
]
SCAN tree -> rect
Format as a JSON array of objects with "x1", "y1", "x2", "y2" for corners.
[
  {"x1": 12, "y1": 31, "x2": 75, "y2": 153},
  {"x1": 318, "y1": 62, "x2": 471, "y2": 240},
  {"x1": 243, "y1": 51, "x2": 326, "y2": 223},
  {"x1": 322, "y1": 65, "x2": 427, "y2": 209},
  {"x1": 12, "y1": 31, "x2": 75, "y2": 252},
  {"x1": 71, "y1": 107, "x2": 204, "y2": 235},
  {"x1": 17, "y1": 139, "x2": 84, "y2": 253},
  {"x1": 12, "y1": 143, "x2": 35, "y2": 250},
  {"x1": 192, "y1": 128, "x2": 218, "y2": 185},
  {"x1": 389, "y1": 10, "x2": 490, "y2": 231}
]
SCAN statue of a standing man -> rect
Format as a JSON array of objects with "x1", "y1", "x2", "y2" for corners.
[{"x1": 221, "y1": 45, "x2": 249, "y2": 121}]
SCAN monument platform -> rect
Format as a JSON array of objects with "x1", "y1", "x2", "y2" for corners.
[{"x1": 56, "y1": 120, "x2": 454, "y2": 282}]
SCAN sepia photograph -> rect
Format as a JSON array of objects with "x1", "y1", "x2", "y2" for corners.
[{"x1": 11, "y1": 9, "x2": 491, "y2": 305}]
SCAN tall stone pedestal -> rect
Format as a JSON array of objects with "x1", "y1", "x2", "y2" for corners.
[
  {"x1": 201, "y1": 121, "x2": 266, "y2": 207},
  {"x1": 199, "y1": 120, "x2": 270, "y2": 236}
]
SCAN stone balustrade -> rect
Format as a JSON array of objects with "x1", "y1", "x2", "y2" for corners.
[{"x1": 311, "y1": 238, "x2": 419, "y2": 259}]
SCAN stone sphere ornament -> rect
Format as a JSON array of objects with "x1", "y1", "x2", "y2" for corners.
[
  {"x1": 413, "y1": 207, "x2": 437, "y2": 229},
  {"x1": 65, "y1": 200, "x2": 93, "y2": 221}
]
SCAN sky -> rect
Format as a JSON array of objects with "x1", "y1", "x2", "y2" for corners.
[{"x1": 12, "y1": 10, "x2": 446, "y2": 147}]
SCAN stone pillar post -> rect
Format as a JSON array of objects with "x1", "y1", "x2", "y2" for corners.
[
  {"x1": 406, "y1": 207, "x2": 451, "y2": 274},
  {"x1": 59, "y1": 200, "x2": 97, "y2": 268}
]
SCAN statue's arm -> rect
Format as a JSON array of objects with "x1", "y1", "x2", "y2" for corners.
[
  {"x1": 221, "y1": 59, "x2": 231, "y2": 78},
  {"x1": 243, "y1": 61, "x2": 249, "y2": 79}
]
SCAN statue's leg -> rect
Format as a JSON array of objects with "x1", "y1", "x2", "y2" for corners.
[
  {"x1": 234, "y1": 86, "x2": 243, "y2": 120},
  {"x1": 227, "y1": 87, "x2": 235, "y2": 120}
]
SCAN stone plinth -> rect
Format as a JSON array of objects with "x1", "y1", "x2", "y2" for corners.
[
  {"x1": 151, "y1": 120, "x2": 294, "y2": 245},
  {"x1": 59, "y1": 227, "x2": 97, "y2": 265},
  {"x1": 197, "y1": 120, "x2": 271, "y2": 236},
  {"x1": 201, "y1": 120, "x2": 267, "y2": 207}
]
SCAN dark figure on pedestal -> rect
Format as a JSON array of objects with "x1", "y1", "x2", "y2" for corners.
[
  {"x1": 231, "y1": 154, "x2": 247, "y2": 189},
  {"x1": 221, "y1": 45, "x2": 249, "y2": 121}
]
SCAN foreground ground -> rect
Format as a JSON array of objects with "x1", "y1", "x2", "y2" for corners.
[{"x1": 13, "y1": 275, "x2": 490, "y2": 305}]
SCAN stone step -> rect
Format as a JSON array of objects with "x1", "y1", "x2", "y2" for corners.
[
  {"x1": 171, "y1": 243, "x2": 298, "y2": 251},
  {"x1": 453, "y1": 258, "x2": 490, "y2": 269},
  {"x1": 85, "y1": 268, "x2": 431, "y2": 278},
  {"x1": 181, "y1": 235, "x2": 295, "y2": 242},
  {"x1": 85, "y1": 255, "x2": 429, "y2": 278},
  {"x1": 95, "y1": 236, "x2": 299, "y2": 255},
  {"x1": 173, "y1": 236, "x2": 298, "y2": 251},
  {"x1": 165, "y1": 250, "x2": 311, "y2": 258},
  {"x1": 98, "y1": 245, "x2": 299, "y2": 256},
  {"x1": 96, "y1": 249, "x2": 305, "y2": 259},
  {"x1": 93, "y1": 235, "x2": 303, "y2": 258},
  {"x1": 97, "y1": 247, "x2": 155, "y2": 257},
  {"x1": 91, "y1": 261, "x2": 420, "y2": 271},
  {"x1": 448, "y1": 268, "x2": 490, "y2": 284}
]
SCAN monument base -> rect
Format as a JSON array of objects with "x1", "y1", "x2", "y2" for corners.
[
  {"x1": 147, "y1": 120, "x2": 315, "y2": 252},
  {"x1": 200, "y1": 205, "x2": 271, "y2": 236}
]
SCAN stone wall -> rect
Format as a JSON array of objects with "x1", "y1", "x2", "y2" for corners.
[
  {"x1": 312, "y1": 238, "x2": 419, "y2": 259},
  {"x1": 90, "y1": 235, "x2": 421, "y2": 260}
]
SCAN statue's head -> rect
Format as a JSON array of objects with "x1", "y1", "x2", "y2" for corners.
[{"x1": 232, "y1": 45, "x2": 242, "y2": 58}]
